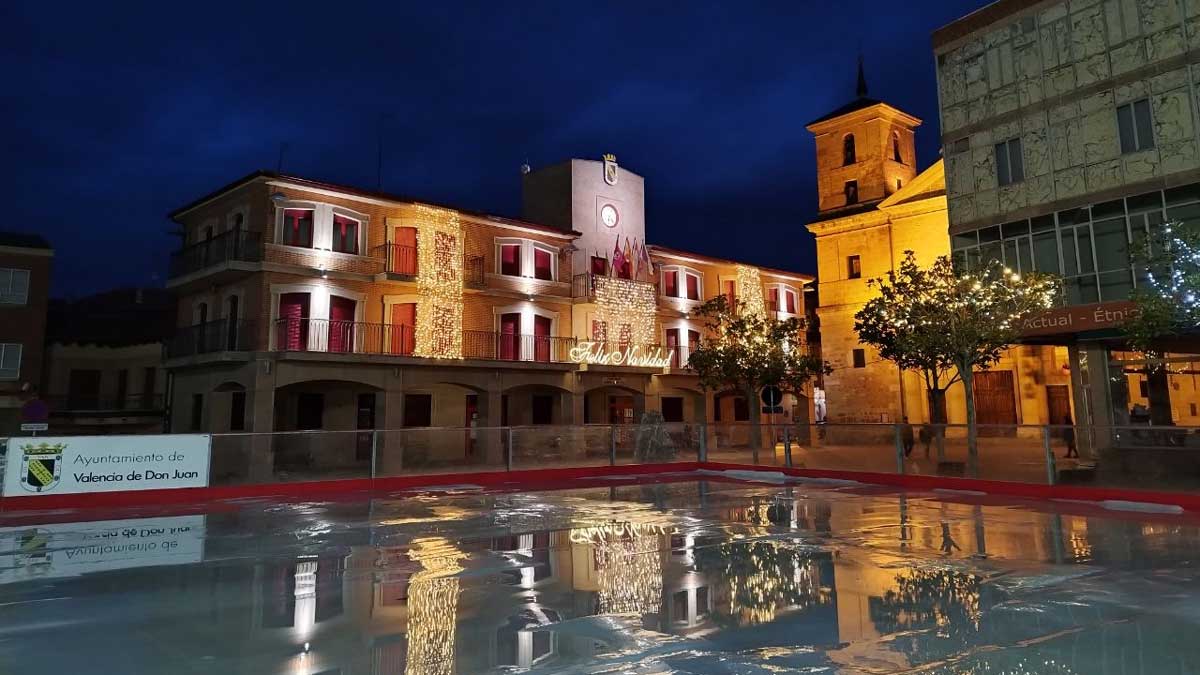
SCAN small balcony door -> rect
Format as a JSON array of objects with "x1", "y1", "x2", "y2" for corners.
[
  {"x1": 500, "y1": 313, "x2": 520, "y2": 361},
  {"x1": 533, "y1": 315, "x2": 552, "y2": 362},
  {"x1": 666, "y1": 328, "x2": 680, "y2": 368},
  {"x1": 392, "y1": 227, "x2": 418, "y2": 276},
  {"x1": 277, "y1": 293, "x2": 310, "y2": 351},
  {"x1": 328, "y1": 296, "x2": 357, "y2": 353},
  {"x1": 722, "y1": 280, "x2": 736, "y2": 309},
  {"x1": 225, "y1": 295, "x2": 240, "y2": 350},
  {"x1": 390, "y1": 303, "x2": 417, "y2": 356}
]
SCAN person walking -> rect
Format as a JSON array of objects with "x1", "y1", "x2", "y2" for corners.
[
  {"x1": 901, "y1": 417, "x2": 915, "y2": 457},
  {"x1": 1062, "y1": 414, "x2": 1078, "y2": 459},
  {"x1": 918, "y1": 423, "x2": 933, "y2": 458}
]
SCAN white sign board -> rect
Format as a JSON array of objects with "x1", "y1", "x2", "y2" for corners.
[
  {"x1": 3, "y1": 434, "x2": 211, "y2": 496},
  {"x1": 0, "y1": 515, "x2": 205, "y2": 583},
  {"x1": 20, "y1": 423, "x2": 48, "y2": 432}
]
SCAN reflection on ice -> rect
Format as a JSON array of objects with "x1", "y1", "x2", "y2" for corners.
[{"x1": 3, "y1": 479, "x2": 1200, "y2": 673}]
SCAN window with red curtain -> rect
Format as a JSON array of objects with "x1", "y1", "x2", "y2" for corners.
[
  {"x1": 534, "y1": 315, "x2": 552, "y2": 362},
  {"x1": 687, "y1": 329, "x2": 701, "y2": 352},
  {"x1": 328, "y1": 296, "x2": 356, "y2": 353},
  {"x1": 332, "y1": 215, "x2": 358, "y2": 254},
  {"x1": 500, "y1": 244, "x2": 521, "y2": 276},
  {"x1": 768, "y1": 288, "x2": 779, "y2": 312},
  {"x1": 499, "y1": 313, "x2": 520, "y2": 360},
  {"x1": 282, "y1": 209, "x2": 313, "y2": 248},
  {"x1": 785, "y1": 289, "x2": 797, "y2": 314},
  {"x1": 663, "y1": 270, "x2": 678, "y2": 297},
  {"x1": 665, "y1": 328, "x2": 680, "y2": 368},
  {"x1": 533, "y1": 247, "x2": 553, "y2": 280},
  {"x1": 591, "y1": 256, "x2": 608, "y2": 275},
  {"x1": 277, "y1": 293, "x2": 310, "y2": 350},
  {"x1": 685, "y1": 273, "x2": 700, "y2": 300}
]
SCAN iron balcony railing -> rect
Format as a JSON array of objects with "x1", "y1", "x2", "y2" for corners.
[
  {"x1": 166, "y1": 318, "x2": 257, "y2": 358},
  {"x1": 270, "y1": 319, "x2": 577, "y2": 363},
  {"x1": 168, "y1": 229, "x2": 263, "y2": 278},
  {"x1": 372, "y1": 243, "x2": 418, "y2": 276},
  {"x1": 44, "y1": 394, "x2": 166, "y2": 414},
  {"x1": 571, "y1": 273, "x2": 658, "y2": 299},
  {"x1": 462, "y1": 330, "x2": 575, "y2": 363}
]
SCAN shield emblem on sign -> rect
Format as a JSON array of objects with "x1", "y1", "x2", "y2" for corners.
[
  {"x1": 603, "y1": 153, "x2": 618, "y2": 186},
  {"x1": 19, "y1": 443, "x2": 64, "y2": 493}
]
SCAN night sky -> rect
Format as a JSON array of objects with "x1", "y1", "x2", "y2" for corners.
[{"x1": 6, "y1": 0, "x2": 985, "y2": 297}]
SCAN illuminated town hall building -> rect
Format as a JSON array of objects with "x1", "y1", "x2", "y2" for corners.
[{"x1": 163, "y1": 157, "x2": 811, "y2": 474}]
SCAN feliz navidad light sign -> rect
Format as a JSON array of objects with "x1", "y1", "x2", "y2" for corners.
[{"x1": 569, "y1": 341, "x2": 675, "y2": 368}]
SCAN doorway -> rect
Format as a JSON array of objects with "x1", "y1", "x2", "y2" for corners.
[
  {"x1": 1046, "y1": 384, "x2": 1071, "y2": 425},
  {"x1": 973, "y1": 370, "x2": 1017, "y2": 435},
  {"x1": 609, "y1": 396, "x2": 635, "y2": 424}
]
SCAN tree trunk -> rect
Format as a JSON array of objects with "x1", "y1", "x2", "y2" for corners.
[
  {"x1": 1146, "y1": 363, "x2": 1174, "y2": 426},
  {"x1": 746, "y1": 383, "x2": 763, "y2": 456},
  {"x1": 926, "y1": 386, "x2": 948, "y2": 460},
  {"x1": 962, "y1": 367, "x2": 978, "y2": 472}
]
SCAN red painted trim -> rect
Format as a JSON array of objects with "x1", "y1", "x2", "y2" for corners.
[
  {"x1": 0, "y1": 462, "x2": 703, "y2": 515},
  {"x1": 4, "y1": 460, "x2": 1200, "y2": 522}
]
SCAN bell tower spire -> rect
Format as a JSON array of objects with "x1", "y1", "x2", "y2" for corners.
[{"x1": 856, "y1": 55, "x2": 868, "y2": 98}]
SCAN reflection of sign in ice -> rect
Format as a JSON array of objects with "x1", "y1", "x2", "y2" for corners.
[
  {"x1": 0, "y1": 515, "x2": 206, "y2": 583},
  {"x1": 569, "y1": 341, "x2": 673, "y2": 368},
  {"x1": 2, "y1": 434, "x2": 210, "y2": 496}
]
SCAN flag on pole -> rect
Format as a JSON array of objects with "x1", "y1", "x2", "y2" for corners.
[
  {"x1": 622, "y1": 237, "x2": 633, "y2": 279},
  {"x1": 611, "y1": 235, "x2": 624, "y2": 278}
]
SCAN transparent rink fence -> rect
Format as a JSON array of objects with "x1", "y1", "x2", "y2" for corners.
[{"x1": 7, "y1": 422, "x2": 1200, "y2": 495}]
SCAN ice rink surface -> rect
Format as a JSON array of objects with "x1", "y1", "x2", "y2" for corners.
[{"x1": 2, "y1": 473, "x2": 1200, "y2": 674}]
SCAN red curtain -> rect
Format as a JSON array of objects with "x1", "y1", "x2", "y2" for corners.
[
  {"x1": 685, "y1": 274, "x2": 699, "y2": 300},
  {"x1": 500, "y1": 245, "x2": 521, "y2": 276},
  {"x1": 664, "y1": 271, "x2": 678, "y2": 297},
  {"x1": 277, "y1": 293, "x2": 310, "y2": 350},
  {"x1": 768, "y1": 288, "x2": 779, "y2": 312},
  {"x1": 500, "y1": 313, "x2": 520, "y2": 360},
  {"x1": 283, "y1": 209, "x2": 313, "y2": 248},
  {"x1": 591, "y1": 256, "x2": 608, "y2": 275},
  {"x1": 391, "y1": 303, "x2": 416, "y2": 355},
  {"x1": 333, "y1": 215, "x2": 358, "y2": 254},
  {"x1": 786, "y1": 291, "x2": 797, "y2": 314},
  {"x1": 534, "y1": 248, "x2": 553, "y2": 280}
]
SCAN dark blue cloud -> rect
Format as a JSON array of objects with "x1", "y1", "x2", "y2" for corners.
[{"x1": 3, "y1": 0, "x2": 985, "y2": 295}]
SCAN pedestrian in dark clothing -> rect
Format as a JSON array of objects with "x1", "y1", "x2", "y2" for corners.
[
  {"x1": 918, "y1": 424, "x2": 933, "y2": 457},
  {"x1": 901, "y1": 417, "x2": 915, "y2": 457},
  {"x1": 1062, "y1": 415, "x2": 1078, "y2": 459}
]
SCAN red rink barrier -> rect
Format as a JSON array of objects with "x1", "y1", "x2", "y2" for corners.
[{"x1": 4, "y1": 460, "x2": 1200, "y2": 519}]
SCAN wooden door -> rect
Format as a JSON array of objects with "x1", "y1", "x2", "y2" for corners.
[
  {"x1": 277, "y1": 293, "x2": 309, "y2": 350},
  {"x1": 393, "y1": 227, "x2": 418, "y2": 275},
  {"x1": 609, "y1": 396, "x2": 635, "y2": 424},
  {"x1": 533, "y1": 315, "x2": 552, "y2": 362},
  {"x1": 500, "y1": 313, "x2": 520, "y2": 360},
  {"x1": 1046, "y1": 385, "x2": 1072, "y2": 425},
  {"x1": 973, "y1": 370, "x2": 1017, "y2": 436},
  {"x1": 390, "y1": 303, "x2": 416, "y2": 355},
  {"x1": 328, "y1": 296, "x2": 356, "y2": 353}
]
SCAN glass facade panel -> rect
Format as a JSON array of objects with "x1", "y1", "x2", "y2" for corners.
[
  {"x1": 1060, "y1": 229, "x2": 1079, "y2": 276},
  {"x1": 1032, "y1": 231, "x2": 1059, "y2": 273},
  {"x1": 1099, "y1": 270, "x2": 1133, "y2": 301},
  {"x1": 1092, "y1": 218, "x2": 1129, "y2": 272},
  {"x1": 1075, "y1": 226, "x2": 1095, "y2": 274}
]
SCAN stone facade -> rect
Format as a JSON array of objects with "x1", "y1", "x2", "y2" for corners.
[{"x1": 936, "y1": 0, "x2": 1200, "y2": 230}]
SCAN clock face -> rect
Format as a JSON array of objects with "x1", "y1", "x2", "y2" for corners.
[{"x1": 600, "y1": 204, "x2": 619, "y2": 228}]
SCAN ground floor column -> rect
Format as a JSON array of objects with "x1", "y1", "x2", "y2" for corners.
[
  {"x1": 248, "y1": 359, "x2": 276, "y2": 482},
  {"x1": 483, "y1": 377, "x2": 505, "y2": 466},
  {"x1": 1068, "y1": 343, "x2": 1113, "y2": 456}
]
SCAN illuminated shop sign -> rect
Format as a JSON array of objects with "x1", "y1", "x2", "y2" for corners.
[{"x1": 569, "y1": 341, "x2": 675, "y2": 368}]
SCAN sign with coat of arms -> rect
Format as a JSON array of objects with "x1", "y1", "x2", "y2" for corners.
[
  {"x1": 19, "y1": 443, "x2": 63, "y2": 493},
  {"x1": 603, "y1": 153, "x2": 618, "y2": 186}
]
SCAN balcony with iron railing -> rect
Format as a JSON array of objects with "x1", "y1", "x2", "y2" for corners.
[
  {"x1": 165, "y1": 318, "x2": 258, "y2": 359},
  {"x1": 168, "y1": 229, "x2": 263, "y2": 279},
  {"x1": 373, "y1": 243, "x2": 419, "y2": 277},
  {"x1": 271, "y1": 318, "x2": 576, "y2": 363},
  {"x1": 571, "y1": 273, "x2": 657, "y2": 300}
]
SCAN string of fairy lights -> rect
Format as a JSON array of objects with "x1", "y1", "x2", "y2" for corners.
[
  {"x1": 414, "y1": 206, "x2": 464, "y2": 359},
  {"x1": 593, "y1": 275, "x2": 659, "y2": 347},
  {"x1": 736, "y1": 265, "x2": 766, "y2": 318}
]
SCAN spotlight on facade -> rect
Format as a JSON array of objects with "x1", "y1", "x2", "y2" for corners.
[{"x1": 270, "y1": 192, "x2": 287, "y2": 203}]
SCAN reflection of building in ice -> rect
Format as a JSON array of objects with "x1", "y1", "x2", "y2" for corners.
[
  {"x1": 405, "y1": 537, "x2": 466, "y2": 675},
  {"x1": 712, "y1": 541, "x2": 830, "y2": 625},
  {"x1": 594, "y1": 532, "x2": 662, "y2": 615},
  {"x1": 496, "y1": 606, "x2": 561, "y2": 669}
]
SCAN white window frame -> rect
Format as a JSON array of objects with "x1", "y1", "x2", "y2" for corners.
[
  {"x1": 274, "y1": 201, "x2": 318, "y2": 249},
  {"x1": 494, "y1": 238, "x2": 559, "y2": 282},
  {"x1": 995, "y1": 137, "x2": 1024, "y2": 186},
  {"x1": 328, "y1": 205, "x2": 369, "y2": 256},
  {"x1": 0, "y1": 268, "x2": 30, "y2": 305},
  {"x1": 1117, "y1": 98, "x2": 1155, "y2": 154},
  {"x1": 0, "y1": 343, "x2": 21, "y2": 380},
  {"x1": 273, "y1": 201, "x2": 369, "y2": 256},
  {"x1": 269, "y1": 283, "x2": 365, "y2": 352},
  {"x1": 765, "y1": 283, "x2": 799, "y2": 316},
  {"x1": 660, "y1": 265, "x2": 703, "y2": 301},
  {"x1": 493, "y1": 303, "x2": 559, "y2": 362}
]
